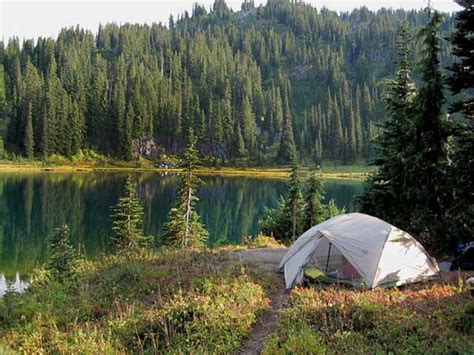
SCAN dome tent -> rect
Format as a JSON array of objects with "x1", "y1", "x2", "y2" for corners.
[{"x1": 279, "y1": 213, "x2": 440, "y2": 289}]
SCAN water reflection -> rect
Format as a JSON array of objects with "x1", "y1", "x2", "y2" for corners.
[
  {"x1": 0, "y1": 172, "x2": 363, "y2": 276},
  {"x1": 0, "y1": 273, "x2": 30, "y2": 297}
]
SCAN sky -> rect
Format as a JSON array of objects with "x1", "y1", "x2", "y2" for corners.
[{"x1": 0, "y1": 0, "x2": 462, "y2": 42}]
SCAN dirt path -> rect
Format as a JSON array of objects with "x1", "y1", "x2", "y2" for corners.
[{"x1": 230, "y1": 248, "x2": 289, "y2": 355}]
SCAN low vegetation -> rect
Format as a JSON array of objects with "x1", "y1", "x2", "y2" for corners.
[
  {"x1": 0, "y1": 250, "x2": 279, "y2": 353},
  {"x1": 263, "y1": 275, "x2": 474, "y2": 354}
]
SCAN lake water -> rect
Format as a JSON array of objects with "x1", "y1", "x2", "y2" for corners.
[{"x1": 0, "y1": 172, "x2": 363, "y2": 295}]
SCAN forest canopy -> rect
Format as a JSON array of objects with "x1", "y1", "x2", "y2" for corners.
[{"x1": 0, "y1": 0, "x2": 455, "y2": 165}]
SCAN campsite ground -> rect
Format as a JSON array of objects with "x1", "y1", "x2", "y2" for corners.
[{"x1": 0, "y1": 243, "x2": 472, "y2": 354}]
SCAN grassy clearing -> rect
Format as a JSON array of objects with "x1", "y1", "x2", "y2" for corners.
[
  {"x1": 263, "y1": 273, "x2": 474, "y2": 354},
  {"x1": 0, "y1": 249, "x2": 280, "y2": 353}
]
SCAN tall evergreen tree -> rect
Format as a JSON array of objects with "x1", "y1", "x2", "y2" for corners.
[
  {"x1": 412, "y1": 10, "x2": 451, "y2": 244},
  {"x1": 277, "y1": 89, "x2": 296, "y2": 164},
  {"x1": 162, "y1": 130, "x2": 208, "y2": 249},
  {"x1": 24, "y1": 102, "x2": 34, "y2": 159},
  {"x1": 285, "y1": 152, "x2": 304, "y2": 241},
  {"x1": 446, "y1": 2, "x2": 474, "y2": 243},
  {"x1": 304, "y1": 169, "x2": 325, "y2": 230},
  {"x1": 359, "y1": 24, "x2": 417, "y2": 225}
]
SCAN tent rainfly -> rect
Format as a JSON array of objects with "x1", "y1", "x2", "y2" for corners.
[{"x1": 279, "y1": 213, "x2": 440, "y2": 289}]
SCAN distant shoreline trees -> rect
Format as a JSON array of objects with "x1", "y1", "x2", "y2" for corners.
[{"x1": 0, "y1": 2, "x2": 455, "y2": 166}]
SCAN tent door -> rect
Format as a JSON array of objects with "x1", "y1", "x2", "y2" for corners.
[{"x1": 306, "y1": 237, "x2": 363, "y2": 282}]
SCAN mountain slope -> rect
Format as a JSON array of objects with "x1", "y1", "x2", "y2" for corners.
[{"x1": 0, "y1": 0, "x2": 454, "y2": 165}]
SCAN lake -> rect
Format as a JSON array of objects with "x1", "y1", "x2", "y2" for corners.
[{"x1": 0, "y1": 172, "x2": 363, "y2": 295}]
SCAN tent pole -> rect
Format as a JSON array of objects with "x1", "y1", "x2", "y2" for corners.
[{"x1": 325, "y1": 242, "x2": 332, "y2": 274}]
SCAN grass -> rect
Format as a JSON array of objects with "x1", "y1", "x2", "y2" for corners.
[
  {"x1": 0, "y1": 149, "x2": 373, "y2": 179},
  {"x1": 262, "y1": 273, "x2": 474, "y2": 354},
  {"x1": 0, "y1": 158, "x2": 372, "y2": 180},
  {"x1": 1, "y1": 240, "x2": 473, "y2": 353},
  {"x1": 0, "y1": 249, "x2": 280, "y2": 353}
]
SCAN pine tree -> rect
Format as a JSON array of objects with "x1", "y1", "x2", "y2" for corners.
[
  {"x1": 285, "y1": 152, "x2": 304, "y2": 241},
  {"x1": 412, "y1": 10, "x2": 451, "y2": 244},
  {"x1": 304, "y1": 169, "x2": 325, "y2": 230},
  {"x1": 241, "y1": 95, "x2": 257, "y2": 152},
  {"x1": 46, "y1": 224, "x2": 75, "y2": 280},
  {"x1": 277, "y1": 89, "x2": 296, "y2": 164},
  {"x1": 359, "y1": 24, "x2": 417, "y2": 225},
  {"x1": 446, "y1": 3, "x2": 474, "y2": 243},
  {"x1": 24, "y1": 102, "x2": 34, "y2": 159},
  {"x1": 111, "y1": 176, "x2": 148, "y2": 253},
  {"x1": 234, "y1": 123, "x2": 247, "y2": 157},
  {"x1": 162, "y1": 130, "x2": 208, "y2": 249}
]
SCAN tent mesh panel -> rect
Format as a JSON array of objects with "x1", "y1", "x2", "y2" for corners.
[{"x1": 306, "y1": 237, "x2": 363, "y2": 281}]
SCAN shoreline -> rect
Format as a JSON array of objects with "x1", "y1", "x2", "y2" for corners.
[{"x1": 0, "y1": 163, "x2": 370, "y2": 180}]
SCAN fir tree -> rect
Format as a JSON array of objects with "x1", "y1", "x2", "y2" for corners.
[
  {"x1": 446, "y1": 3, "x2": 474, "y2": 243},
  {"x1": 304, "y1": 169, "x2": 325, "y2": 230},
  {"x1": 359, "y1": 24, "x2": 417, "y2": 225},
  {"x1": 111, "y1": 176, "x2": 148, "y2": 253},
  {"x1": 412, "y1": 10, "x2": 451, "y2": 244},
  {"x1": 24, "y1": 102, "x2": 34, "y2": 159},
  {"x1": 162, "y1": 130, "x2": 208, "y2": 249},
  {"x1": 46, "y1": 224, "x2": 75, "y2": 280},
  {"x1": 286, "y1": 152, "x2": 304, "y2": 241},
  {"x1": 277, "y1": 89, "x2": 296, "y2": 164}
]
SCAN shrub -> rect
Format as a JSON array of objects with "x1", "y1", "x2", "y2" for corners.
[
  {"x1": 46, "y1": 225, "x2": 75, "y2": 281},
  {"x1": 262, "y1": 321, "x2": 327, "y2": 355},
  {"x1": 243, "y1": 234, "x2": 286, "y2": 249},
  {"x1": 455, "y1": 301, "x2": 474, "y2": 334}
]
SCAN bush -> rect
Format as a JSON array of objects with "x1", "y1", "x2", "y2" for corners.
[
  {"x1": 243, "y1": 234, "x2": 286, "y2": 249},
  {"x1": 455, "y1": 301, "x2": 474, "y2": 334}
]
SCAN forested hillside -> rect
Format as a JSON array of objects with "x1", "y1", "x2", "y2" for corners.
[{"x1": 0, "y1": 0, "x2": 454, "y2": 165}]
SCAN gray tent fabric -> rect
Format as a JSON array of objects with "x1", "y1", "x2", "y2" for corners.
[{"x1": 280, "y1": 213, "x2": 440, "y2": 289}]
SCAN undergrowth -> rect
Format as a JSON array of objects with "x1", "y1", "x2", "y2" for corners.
[
  {"x1": 263, "y1": 274, "x2": 474, "y2": 354},
  {"x1": 0, "y1": 250, "x2": 277, "y2": 353}
]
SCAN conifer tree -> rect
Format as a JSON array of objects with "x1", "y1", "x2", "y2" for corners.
[
  {"x1": 412, "y1": 10, "x2": 451, "y2": 243},
  {"x1": 446, "y1": 2, "x2": 474, "y2": 242},
  {"x1": 285, "y1": 152, "x2": 304, "y2": 241},
  {"x1": 304, "y1": 169, "x2": 325, "y2": 230},
  {"x1": 24, "y1": 102, "x2": 34, "y2": 159},
  {"x1": 359, "y1": 24, "x2": 417, "y2": 224},
  {"x1": 46, "y1": 224, "x2": 75, "y2": 280},
  {"x1": 111, "y1": 176, "x2": 148, "y2": 253},
  {"x1": 162, "y1": 130, "x2": 208, "y2": 249},
  {"x1": 324, "y1": 199, "x2": 345, "y2": 220},
  {"x1": 277, "y1": 89, "x2": 296, "y2": 164}
]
